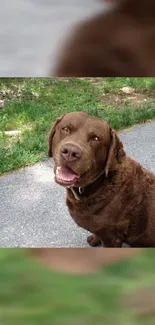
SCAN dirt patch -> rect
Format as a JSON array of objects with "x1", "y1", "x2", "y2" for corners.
[
  {"x1": 100, "y1": 88, "x2": 155, "y2": 109},
  {"x1": 29, "y1": 248, "x2": 141, "y2": 275},
  {"x1": 0, "y1": 88, "x2": 38, "y2": 102},
  {"x1": 101, "y1": 91, "x2": 151, "y2": 108},
  {"x1": 87, "y1": 78, "x2": 155, "y2": 109}
]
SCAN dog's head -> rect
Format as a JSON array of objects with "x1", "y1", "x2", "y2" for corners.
[{"x1": 48, "y1": 112, "x2": 125, "y2": 187}]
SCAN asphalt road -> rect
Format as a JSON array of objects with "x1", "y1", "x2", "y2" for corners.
[
  {"x1": 0, "y1": 120, "x2": 155, "y2": 247},
  {"x1": 0, "y1": 0, "x2": 110, "y2": 77}
]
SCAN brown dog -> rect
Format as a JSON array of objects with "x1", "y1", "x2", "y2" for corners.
[
  {"x1": 49, "y1": 112, "x2": 155, "y2": 247},
  {"x1": 53, "y1": 0, "x2": 155, "y2": 77}
]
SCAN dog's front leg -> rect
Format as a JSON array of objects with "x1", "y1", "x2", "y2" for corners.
[
  {"x1": 100, "y1": 220, "x2": 129, "y2": 247},
  {"x1": 100, "y1": 232, "x2": 123, "y2": 247},
  {"x1": 87, "y1": 230, "x2": 123, "y2": 247}
]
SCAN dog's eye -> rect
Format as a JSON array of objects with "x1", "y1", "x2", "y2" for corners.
[
  {"x1": 62, "y1": 127, "x2": 69, "y2": 132},
  {"x1": 92, "y1": 136, "x2": 99, "y2": 141}
]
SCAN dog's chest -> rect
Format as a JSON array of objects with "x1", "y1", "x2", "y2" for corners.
[{"x1": 66, "y1": 196, "x2": 107, "y2": 232}]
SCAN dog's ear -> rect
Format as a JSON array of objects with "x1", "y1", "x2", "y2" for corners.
[
  {"x1": 48, "y1": 114, "x2": 66, "y2": 157},
  {"x1": 105, "y1": 128, "x2": 125, "y2": 177}
]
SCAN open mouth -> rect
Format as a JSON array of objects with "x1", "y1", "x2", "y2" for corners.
[{"x1": 55, "y1": 166, "x2": 81, "y2": 186}]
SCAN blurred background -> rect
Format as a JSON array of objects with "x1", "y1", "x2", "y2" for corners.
[
  {"x1": 0, "y1": 0, "x2": 109, "y2": 76},
  {"x1": 0, "y1": 248, "x2": 155, "y2": 325}
]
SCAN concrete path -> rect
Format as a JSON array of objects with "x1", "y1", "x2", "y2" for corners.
[
  {"x1": 0, "y1": 120, "x2": 155, "y2": 247},
  {"x1": 0, "y1": 0, "x2": 111, "y2": 77}
]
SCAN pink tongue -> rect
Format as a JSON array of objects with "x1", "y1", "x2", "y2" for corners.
[{"x1": 57, "y1": 166, "x2": 79, "y2": 182}]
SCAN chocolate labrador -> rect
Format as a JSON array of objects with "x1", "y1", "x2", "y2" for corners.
[
  {"x1": 53, "y1": 0, "x2": 155, "y2": 77},
  {"x1": 49, "y1": 112, "x2": 155, "y2": 247}
]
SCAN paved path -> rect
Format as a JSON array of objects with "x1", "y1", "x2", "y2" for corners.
[
  {"x1": 0, "y1": 0, "x2": 110, "y2": 77},
  {"x1": 0, "y1": 120, "x2": 155, "y2": 247}
]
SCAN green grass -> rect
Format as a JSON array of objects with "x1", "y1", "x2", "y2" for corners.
[
  {"x1": 97, "y1": 77, "x2": 155, "y2": 92},
  {"x1": 0, "y1": 249, "x2": 155, "y2": 325},
  {"x1": 0, "y1": 77, "x2": 155, "y2": 175}
]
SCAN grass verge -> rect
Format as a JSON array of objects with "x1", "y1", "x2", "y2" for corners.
[
  {"x1": 0, "y1": 77, "x2": 155, "y2": 175},
  {"x1": 0, "y1": 248, "x2": 155, "y2": 325}
]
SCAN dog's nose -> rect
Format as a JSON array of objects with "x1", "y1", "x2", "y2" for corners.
[{"x1": 61, "y1": 143, "x2": 82, "y2": 161}]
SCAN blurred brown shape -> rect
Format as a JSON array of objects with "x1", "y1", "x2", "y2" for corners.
[
  {"x1": 30, "y1": 248, "x2": 140, "y2": 274},
  {"x1": 53, "y1": 0, "x2": 155, "y2": 77}
]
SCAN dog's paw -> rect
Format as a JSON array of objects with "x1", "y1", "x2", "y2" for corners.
[{"x1": 87, "y1": 234, "x2": 101, "y2": 247}]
